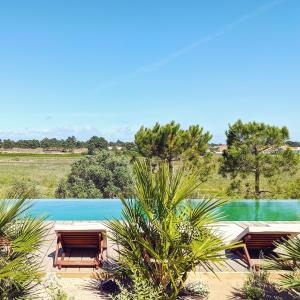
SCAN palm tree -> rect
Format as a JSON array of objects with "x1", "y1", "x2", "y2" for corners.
[
  {"x1": 107, "y1": 160, "x2": 237, "y2": 299},
  {"x1": 265, "y1": 237, "x2": 300, "y2": 292},
  {"x1": 0, "y1": 196, "x2": 49, "y2": 299}
]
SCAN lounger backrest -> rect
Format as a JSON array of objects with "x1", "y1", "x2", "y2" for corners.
[
  {"x1": 243, "y1": 233, "x2": 290, "y2": 249},
  {"x1": 58, "y1": 231, "x2": 103, "y2": 249}
]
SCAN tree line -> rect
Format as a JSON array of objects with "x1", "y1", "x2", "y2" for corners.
[
  {"x1": 0, "y1": 136, "x2": 136, "y2": 154},
  {"x1": 52, "y1": 120, "x2": 300, "y2": 199}
]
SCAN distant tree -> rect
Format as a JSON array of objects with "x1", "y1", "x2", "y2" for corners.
[
  {"x1": 182, "y1": 125, "x2": 212, "y2": 155},
  {"x1": 15, "y1": 139, "x2": 40, "y2": 149},
  {"x1": 3, "y1": 139, "x2": 14, "y2": 149},
  {"x1": 41, "y1": 138, "x2": 53, "y2": 149},
  {"x1": 40, "y1": 138, "x2": 49, "y2": 149},
  {"x1": 87, "y1": 136, "x2": 108, "y2": 155},
  {"x1": 63, "y1": 136, "x2": 77, "y2": 152},
  {"x1": 123, "y1": 142, "x2": 137, "y2": 151},
  {"x1": 41, "y1": 138, "x2": 64, "y2": 150},
  {"x1": 56, "y1": 150, "x2": 132, "y2": 198},
  {"x1": 76, "y1": 140, "x2": 85, "y2": 148},
  {"x1": 135, "y1": 121, "x2": 211, "y2": 172},
  {"x1": 27, "y1": 139, "x2": 40, "y2": 148},
  {"x1": 220, "y1": 120, "x2": 299, "y2": 196},
  {"x1": 286, "y1": 141, "x2": 300, "y2": 147}
]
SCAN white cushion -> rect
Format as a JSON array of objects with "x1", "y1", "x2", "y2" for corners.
[
  {"x1": 54, "y1": 223, "x2": 108, "y2": 233},
  {"x1": 232, "y1": 224, "x2": 300, "y2": 243}
]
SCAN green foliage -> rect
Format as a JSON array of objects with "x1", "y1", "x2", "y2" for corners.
[
  {"x1": 64, "y1": 136, "x2": 77, "y2": 152},
  {"x1": 56, "y1": 150, "x2": 133, "y2": 198},
  {"x1": 43, "y1": 274, "x2": 70, "y2": 300},
  {"x1": 241, "y1": 270, "x2": 269, "y2": 300},
  {"x1": 2, "y1": 139, "x2": 14, "y2": 149},
  {"x1": 107, "y1": 160, "x2": 236, "y2": 299},
  {"x1": 87, "y1": 136, "x2": 108, "y2": 155},
  {"x1": 265, "y1": 237, "x2": 300, "y2": 291},
  {"x1": 182, "y1": 152, "x2": 216, "y2": 184},
  {"x1": 0, "y1": 150, "x2": 299, "y2": 200},
  {"x1": 6, "y1": 178, "x2": 41, "y2": 199},
  {"x1": 0, "y1": 197, "x2": 49, "y2": 299},
  {"x1": 111, "y1": 270, "x2": 163, "y2": 300},
  {"x1": 184, "y1": 280, "x2": 209, "y2": 298},
  {"x1": 134, "y1": 121, "x2": 211, "y2": 171},
  {"x1": 287, "y1": 177, "x2": 300, "y2": 199},
  {"x1": 220, "y1": 120, "x2": 299, "y2": 196}
]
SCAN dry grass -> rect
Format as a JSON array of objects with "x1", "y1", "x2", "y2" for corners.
[
  {"x1": 0, "y1": 152, "x2": 299, "y2": 199},
  {"x1": 0, "y1": 153, "x2": 80, "y2": 198}
]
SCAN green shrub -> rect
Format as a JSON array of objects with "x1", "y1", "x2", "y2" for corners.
[
  {"x1": 6, "y1": 178, "x2": 41, "y2": 199},
  {"x1": 184, "y1": 280, "x2": 209, "y2": 298},
  {"x1": 43, "y1": 274, "x2": 70, "y2": 300},
  {"x1": 56, "y1": 150, "x2": 133, "y2": 198},
  {"x1": 111, "y1": 271, "x2": 163, "y2": 300},
  {"x1": 287, "y1": 177, "x2": 300, "y2": 199},
  {"x1": 241, "y1": 270, "x2": 269, "y2": 300}
]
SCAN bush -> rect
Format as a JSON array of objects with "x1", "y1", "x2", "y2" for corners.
[
  {"x1": 184, "y1": 280, "x2": 209, "y2": 298},
  {"x1": 241, "y1": 270, "x2": 269, "y2": 300},
  {"x1": 43, "y1": 274, "x2": 70, "y2": 300},
  {"x1": 56, "y1": 150, "x2": 133, "y2": 198},
  {"x1": 287, "y1": 177, "x2": 300, "y2": 199},
  {"x1": 111, "y1": 271, "x2": 163, "y2": 300},
  {"x1": 6, "y1": 178, "x2": 41, "y2": 199}
]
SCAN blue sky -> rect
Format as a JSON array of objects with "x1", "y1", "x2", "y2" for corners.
[{"x1": 0, "y1": 0, "x2": 299, "y2": 142}]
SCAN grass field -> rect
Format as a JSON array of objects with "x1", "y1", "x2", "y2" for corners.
[
  {"x1": 0, "y1": 153, "x2": 81, "y2": 198},
  {"x1": 0, "y1": 152, "x2": 299, "y2": 199}
]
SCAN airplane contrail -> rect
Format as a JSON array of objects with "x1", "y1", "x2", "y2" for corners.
[{"x1": 90, "y1": 0, "x2": 289, "y2": 93}]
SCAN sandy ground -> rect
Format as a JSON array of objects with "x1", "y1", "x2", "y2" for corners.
[
  {"x1": 39, "y1": 272, "x2": 247, "y2": 300},
  {"x1": 40, "y1": 272, "x2": 300, "y2": 300},
  {"x1": 0, "y1": 147, "x2": 87, "y2": 154}
]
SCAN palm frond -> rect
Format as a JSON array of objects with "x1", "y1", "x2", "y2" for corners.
[
  {"x1": 0, "y1": 197, "x2": 48, "y2": 299},
  {"x1": 108, "y1": 159, "x2": 236, "y2": 299},
  {"x1": 264, "y1": 237, "x2": 300, "y2": 291}
]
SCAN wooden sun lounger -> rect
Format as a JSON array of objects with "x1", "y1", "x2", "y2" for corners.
[
  {"x1": 231, "y1": 225, "x2": 300, "y2": 268},
  {"x1": 54, "y1": 224, "x2": 107, "y2": 270}
]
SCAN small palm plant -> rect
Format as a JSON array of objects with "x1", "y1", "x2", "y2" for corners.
[
  {"x1": 107, "y1": 160, "x2": 236, "y2": 299},
  {"x1": 265, "y1": 237, "x2": 300, "y2": 292},
  {"x1": 0, "y1": 196, "x2": 49, "y2": 299}
]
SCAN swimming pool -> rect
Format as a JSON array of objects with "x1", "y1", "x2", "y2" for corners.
[{"x1": 28, "y1": 199, "x2": 300, "y2": 221}]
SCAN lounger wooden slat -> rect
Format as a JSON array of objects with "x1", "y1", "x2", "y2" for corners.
[
  {"x1": 54, "y1": 224, "x2": 107, "y2": 270},
  {"x1": 231, "y1": 225, "x2": 300, "y2": 268}
]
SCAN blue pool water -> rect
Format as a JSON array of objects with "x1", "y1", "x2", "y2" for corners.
[{"x1": 28, "y1": 199, "x2": 300, "y2": 221}]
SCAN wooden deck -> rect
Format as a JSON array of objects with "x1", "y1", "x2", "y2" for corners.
[{"x1": 39, "y1": 221, "x2": 300, "y2": 275}]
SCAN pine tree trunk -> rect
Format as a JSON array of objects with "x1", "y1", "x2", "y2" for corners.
[
  {"x1": 255, "y1": 169, "x2": 260, "y2": 196},
  {"x1": 254, "y1": 147, "x2": 260, "y2": 197}
]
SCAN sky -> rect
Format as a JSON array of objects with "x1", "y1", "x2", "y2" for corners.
[{"x1": 0, "y1": 0, "x2": 299, "y2": 143}]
